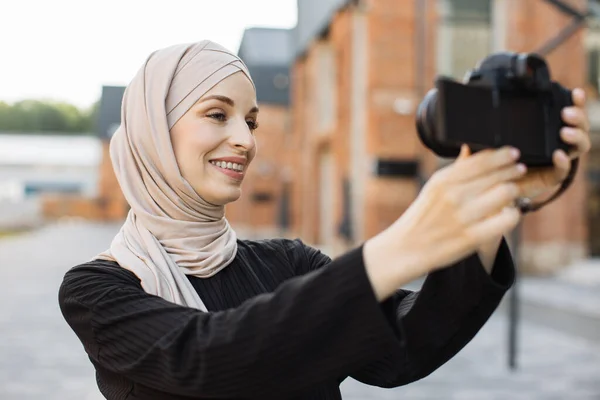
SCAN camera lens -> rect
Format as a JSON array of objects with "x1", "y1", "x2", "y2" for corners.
[
  {"x1": 416, "y1": 88, "x2": 439, "y2": 152},
  {"x1": 414, "y1": 85, "x2": 463, "y2": 159}
]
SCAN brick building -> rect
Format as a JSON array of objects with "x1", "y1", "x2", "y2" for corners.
[
  {"x1": 255, "y1": 0, "x2": 600, "y2": 273},
  {"x1": 287, "y1": 0, "x2": 439, "y2": 257}
]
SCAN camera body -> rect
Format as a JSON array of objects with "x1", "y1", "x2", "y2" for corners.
[{"x1": 416, "y1": 52, "x2": 574, "y2": 167}]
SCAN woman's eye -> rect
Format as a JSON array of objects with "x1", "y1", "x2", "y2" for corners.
[
  {"x1": 207, "y1": 112, "x2": 226, "y2": 122},
  {"x1": 246, "y1": 120, "x2": 259, "y2": 131}
]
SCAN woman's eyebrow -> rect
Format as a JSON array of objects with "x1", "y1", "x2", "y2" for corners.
[
  {"x1": 197, "y1": 95, "x2": 259, "y2": 113},
  {"x1": 197, "y1": 95, "x2": 234, "y2": 107}
]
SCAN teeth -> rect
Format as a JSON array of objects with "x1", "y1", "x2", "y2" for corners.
[{"x1": 210, "y1": 160, "x2": 244, "y2": 172}]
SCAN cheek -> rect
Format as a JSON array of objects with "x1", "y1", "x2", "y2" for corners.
[
  {"x1": 249, "y1": 138, "x2": 258, "y2": 161},
  {"x1": 185, "y1": 128, "x2": 222, "y2": 158},
  {"x1": 172, "y1": 125, "x2": 222, "y2": 174}
]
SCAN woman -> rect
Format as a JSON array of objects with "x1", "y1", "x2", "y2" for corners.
[{"x1": 59, "y1": 40, "x2": 591, "y2": 399}]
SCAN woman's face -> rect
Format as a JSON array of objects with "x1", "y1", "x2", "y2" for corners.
[{"x1": 170, "y1": 71, "x2": 258, "y2": 206}]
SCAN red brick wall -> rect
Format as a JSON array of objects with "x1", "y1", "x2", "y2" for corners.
[
  {"x1": 289, "y1": 59, "x2": 308, "y2": 238},
  {"x1": 330, "y1": 9, "x2": 354, "y2": 248},
  {"x1": 288, "y1": 2, "x2": 439, "y2": 248},
  {"x1": 290, "y1": 40, "x2": 332, "y2": 243},
  {"x1": 362, "y1": 0, "x2": 438, "y2": 239},
  {"x1": 289, "y1": 9, "x2": 357, "y2": 247}
]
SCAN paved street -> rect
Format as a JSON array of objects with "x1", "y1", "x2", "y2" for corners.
[
  {"x1": 0, "y1": 221, "x2": 599, "y2": 399},
  {"x1": 0, "y1": 220, "x2": 122, "y2": 400}
]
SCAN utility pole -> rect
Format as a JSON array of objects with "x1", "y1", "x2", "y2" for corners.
[{"x1": 490, "y1": 0, "x2": 521, "y2": 371}]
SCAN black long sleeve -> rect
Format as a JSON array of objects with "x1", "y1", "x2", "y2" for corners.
[
  {"x1": 59, "y1": 244, "x2": 401, "y2": 399},
  {"x1": 59, "y1": 238, "x2": 514, "y2": 399},
  {"x1": 301, "y1": 238, "x2": 515, "y2": 388}
]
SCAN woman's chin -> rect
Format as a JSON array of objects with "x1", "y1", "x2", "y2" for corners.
[
  {"x1": 221, "y1": 191, "x2": 242, "y2": 205},
  {"x1": 202, "y1": 186, "x2": 242, "y2": 206}
]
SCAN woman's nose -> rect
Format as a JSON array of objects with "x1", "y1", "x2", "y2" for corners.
[{"x1": 230, "y1": 120, "x2": 255, "y2": 151}]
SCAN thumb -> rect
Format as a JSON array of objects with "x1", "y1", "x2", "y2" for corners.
[{"x1": 457, "y1": 144, "x2": 471, "y2": 160}]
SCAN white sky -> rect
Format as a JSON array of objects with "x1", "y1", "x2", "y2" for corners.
[{"x1": 1, "y1": 0, "x2": 297, "y2": 108}]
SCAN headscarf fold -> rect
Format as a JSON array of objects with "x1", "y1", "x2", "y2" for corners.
[{"x1": 95, "y1": 40, "x2": 254, "y2": 311}]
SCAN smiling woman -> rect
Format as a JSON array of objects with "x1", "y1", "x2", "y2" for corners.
[
  {"x1": 56, "y1": 39, "x2": 590, "y2": 400},
  {"x1": 170, "y1": 74, "x2": 259, "y2": 205}
]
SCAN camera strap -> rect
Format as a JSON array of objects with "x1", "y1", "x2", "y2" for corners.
[{"x1": 517, "y1": 157, "x2": 579, "y2": 213}]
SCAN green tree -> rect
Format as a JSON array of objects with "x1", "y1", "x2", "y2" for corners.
[
  {"x1": 0, "y1": 99, "x2": 99, "y2": 135},
  {"x1": 78, "y1": 100, "x2": 100, "y2": 133}
]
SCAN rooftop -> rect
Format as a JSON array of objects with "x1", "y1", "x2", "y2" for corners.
[{"x1": 238, "y1": 27, "x2": 294, "y2": 66}]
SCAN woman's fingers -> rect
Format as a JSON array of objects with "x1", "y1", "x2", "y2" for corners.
[
  {"x1": 462, "y1": 162, "x2": 527, "y2": 197},
  {"x1": 552, "y1": 149, "x2": 571, "y2": 183},
  {"x1": 560, "y1": 126, "x2": 591, "y2": 158},
  {"x1": 562, "y1": 106, "x2": 589, "y2": 133},
  {"x1": 572, "y1": 87, "x2": 586, "y2": 108},
  {"x1": 457, "y1": 144, "x2": 471, "y2": 160},
  {"x1": 451, "y1": 146, "x2": 521, "y2": 182},
  {"x1": 459, "y1": 182, "x2": 520, "y2": 224},
  {"x1": 466, "y1": 206, "x2": 521, "y2": 245}
]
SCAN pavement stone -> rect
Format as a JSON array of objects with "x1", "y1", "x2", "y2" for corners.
[{"x1": 0, "y1": 221, "x2": 599, "y2": 399}]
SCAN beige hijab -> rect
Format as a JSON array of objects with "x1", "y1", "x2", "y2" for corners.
[{"x1": 95, "y1": 40, "x2": 255, "y2": 312}]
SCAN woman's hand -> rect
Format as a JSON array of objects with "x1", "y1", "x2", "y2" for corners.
[
  {"x1": 364, "y1": 145, "x2": 525, "y2": 300},
  {"x1": 515, "y1": 88, "x2": 591, "y2": 200}
]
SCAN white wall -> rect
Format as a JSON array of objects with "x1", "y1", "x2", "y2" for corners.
[
  {"x1": 0, "y1": 134, "x2": 102, "y2": 229},
  {"x1": 0, "y1": 198, "x2": 43, "y2": 230}
]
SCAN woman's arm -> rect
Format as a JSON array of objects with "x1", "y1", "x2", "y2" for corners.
[
  {"x1": 302, "y1": 237, "x2": 514, "y2": 388},
  {"x1": 59, "y1": 248, "x2": 401, "y2": 399},
  {"x1": 353, "y1": 238, "x2": 514, "y2": 387}
]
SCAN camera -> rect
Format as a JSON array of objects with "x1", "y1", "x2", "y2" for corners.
[{"x1": 416, "y1": 52, "x2": 574, "y2": 167}]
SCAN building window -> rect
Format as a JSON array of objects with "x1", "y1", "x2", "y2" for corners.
[
  {"x1": 315, "y1": 42, "x2": 337, "y2": 133},
  {"x1": 436, "y1": 0, "x2": 492, "y2": 79},
  {"x1": 441, "y1": 0, "x2": 491, "y2": 23}
]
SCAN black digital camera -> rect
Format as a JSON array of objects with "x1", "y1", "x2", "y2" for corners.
[{"x1": 416, "y1": 52, "x2": 574, "y2": 167}]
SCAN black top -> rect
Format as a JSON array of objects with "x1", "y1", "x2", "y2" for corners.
[{"x1": 58, "y1": 238, "x2": 515, "y2": 400}]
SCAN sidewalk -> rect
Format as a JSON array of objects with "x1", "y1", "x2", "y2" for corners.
[
  {"x1": 524, "y1": 258, "x2": 600, "y2": 319},
  {"x1": 0, "y1": 219, "x2": 122, "y2": 400},
  {"x1": 504, "y1": 261, "x2": 600, "y2": 344}
]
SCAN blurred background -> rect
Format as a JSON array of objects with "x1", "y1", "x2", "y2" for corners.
[{"x1": 1, "y1": 0, "x2": 599, "y2": 399}]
